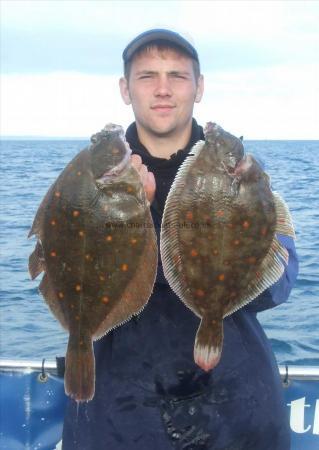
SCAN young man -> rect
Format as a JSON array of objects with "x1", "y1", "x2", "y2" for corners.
[{"x1": 62, "y1": 29, "x2": 298, "y2": 450}]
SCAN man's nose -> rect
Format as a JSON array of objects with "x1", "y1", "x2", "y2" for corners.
[{"x1": 154, "y1": 75, "x2": 172, "y2": 96}]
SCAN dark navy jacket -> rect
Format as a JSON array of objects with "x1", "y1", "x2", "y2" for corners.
[{"x1": 62, "y1": 120, "x2": 299, "y2": 450}]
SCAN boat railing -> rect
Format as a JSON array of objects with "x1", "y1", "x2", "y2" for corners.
[{"x1": 1, "y1": 358, "x2": 319, "y2": 380}]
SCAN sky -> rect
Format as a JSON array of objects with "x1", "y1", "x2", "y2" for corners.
[{"x1": 1, "y1": 0, "x2": 318, "y2": 139}]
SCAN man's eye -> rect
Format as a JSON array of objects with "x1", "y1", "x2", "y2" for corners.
[
  {"x1": 172, "y1": 74, "x2": 187, "y2": 79},
  {"x1": 139, "y1": 75, "x2": 152, "y2": 79}
]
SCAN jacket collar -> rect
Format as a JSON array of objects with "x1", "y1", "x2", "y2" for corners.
[{"x1": 125, "y1": 119, "x2": 204, "y2": 171}]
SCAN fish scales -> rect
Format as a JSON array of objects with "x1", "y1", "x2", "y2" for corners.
[
  {"x1": 28, "y1": 124, "x2": 157, "y2": 402},
  {"x1": 160, "y1": 122, "x2": 295, "y2": 372}
]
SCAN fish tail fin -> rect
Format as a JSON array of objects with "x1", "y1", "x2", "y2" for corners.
[
  {"x1": 65, "y1": 334, "x2": 95, "y2": 402},
  {"x1": 194, "y1": 316, "x2": 223, "y2": 372}
]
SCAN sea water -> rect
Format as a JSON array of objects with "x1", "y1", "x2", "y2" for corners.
[{"x1": 0, "y1": 139, "x2": 318, "y2": 365}]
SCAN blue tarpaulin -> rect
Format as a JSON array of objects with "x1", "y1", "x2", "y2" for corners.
[{"x1": 0, "y1": 367, "x2": 318, "y2": 449}]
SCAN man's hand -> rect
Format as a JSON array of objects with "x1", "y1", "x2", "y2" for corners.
[{"x1": 131, "y1": 155, "x2": 156, "y2": 204}]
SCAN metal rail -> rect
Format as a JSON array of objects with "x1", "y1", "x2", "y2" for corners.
[
  {"x1": 1, "y1": 359, "x2": 319, "y2": 380},
  {"x1": 0, "y1": 359, "x2": 59, "y2": 375}
]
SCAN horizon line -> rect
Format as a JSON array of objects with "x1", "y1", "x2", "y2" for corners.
[{"x1": 1, "y1": 135, "x2": 318, "y2": 142}]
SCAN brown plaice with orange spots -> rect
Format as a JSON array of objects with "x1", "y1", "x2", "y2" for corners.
[
  {"x1": 28, "y1": 124, "x2": 157, "y2": 401},
  {"x1": 160, "y1": 122, "x2": 295, "y2": 372}
]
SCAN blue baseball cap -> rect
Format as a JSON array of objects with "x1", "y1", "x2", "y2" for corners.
[{"x1": 122, "y1": 28, "x2": 199, "y2": 63}]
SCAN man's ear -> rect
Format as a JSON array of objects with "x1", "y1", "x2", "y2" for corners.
[
  {"x1": 195, "y1": 74, "x2": 204, "y2": 103},
  {"x1": 119, "y1": 77, "x2": 131, "y2": 105}
]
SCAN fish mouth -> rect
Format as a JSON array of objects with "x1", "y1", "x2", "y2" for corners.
[
  {"x1": 220, "y1": 155, "x2": 240, "y2": 176},
  {"x1": 226, "y1": 156, "x2": 238, "y2": 172},
  {"x1": 96, "y1": 144, "x2": 132, "y2": 187},
  {"x1": 222, "y1": 142, "x2": 246, "y2": 176}
]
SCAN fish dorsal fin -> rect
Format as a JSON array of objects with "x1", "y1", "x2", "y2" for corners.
[
  {"x1": 224, "y1": 192, "x2": 296, "y2": 316},
  {"x1": 272, "y1": 191, "x2": 296, "y2": 239},
  {"x1": 28, "y1": 182, "x2": 57, "y2": 238},
  {"x1": 160, "y1": 140, "x2": 205, "y2": 313}
]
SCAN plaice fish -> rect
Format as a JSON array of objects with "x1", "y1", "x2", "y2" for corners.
[
  {"x1": 28, "y1": 124, "x2": 157, "y2": 401},
  {"x1": 160, "y1": 122, "x2": 295, "y2": 372}
]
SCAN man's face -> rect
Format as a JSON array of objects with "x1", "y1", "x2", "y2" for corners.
[{"x1": 119, "y1": 47, "x2": 204, "y2": 138}]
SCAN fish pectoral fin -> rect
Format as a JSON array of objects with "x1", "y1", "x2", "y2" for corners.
[
  {"x1": 29, "y1": 241, "x2": 45, "y2": 279},
  {"x1": 194, "y1": 316, "x2": 223, "y2": 372},
  {"x1": 28, "y1": 217, "x2": 40, "y2": 238}
]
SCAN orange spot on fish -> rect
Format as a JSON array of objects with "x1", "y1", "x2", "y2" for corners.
[
  {"x1": 233, "y1": 239, "x2": 240, "y2": 246},
  {"x1": 75, "y1": 284, "x2": 81, "y2": 292},
  {"x1": 218, "y1": 274, "x2": 225, "y2": 282},
  {"x1": 195, "y1": 289, "x2": 205, "y2": 297},
  {"x1": 228, "y1": 223, "x2": 234, "y2": 229},
  {"x1": 216, "y1": 210, "x2": 224, "y2": 217},
  {"x1": 77, "y1": 171, "x2": 82, "y2": 176},
  {"x1": 70, "y1": 304, "x2": 75, "y2": 309},
  {"x1": 85, "y1": 254, "x2": 91, "y2": 260},
  {"x1": 78, "y1": 230, "x2": 85, "y2": 237},
  {"x1": 99, "y1": 275, "x2": 105, "y2": 281},
  {"x1": 185, "y1": 211, "x2": 193, "y2": 220},
  {"x1": 50, "y1": 251, "x2": 57, "y2": 257},
  {"x1": 247, "y1": 256, "x2": 257, "y2": 264},
  {"x1": 127, "y1": 186, "x2": 133, "y2": 193},
  {"x1": 242, "y1": 220, "x2": 250, "y2": 229},
  {"x1": 106, "y1": 235, "x2": 112, "y2": 242},
  {"x1": 213, "y1": 249, "x2": 219, "y2": 255},
  {"x1": 54, "y1": 191, "x2": 61, "y2": 198},
  {"x1": 58, "y1": 292, "x2": 64, "y2": 299},
  {"x1": 73, "y1": 210, "x2": 80, "y2": 217},
  {"x1": 75, "y1": 315, "x2": 80, "y2": 321},
  {"x1": 101, "y1": 296, "x2": 109, "y2": 304},
  {"x1": 190, "y1": 249, "x2": 198, "y2": 257},
  {"x1": 50, "y1": 220, "x2": 56, "y2": 226},
  {"x1": 261, "y1": 227, "x2": 267, "y2": 236},
  {"x1": 112, "y1": 148, "x2": 120, "y2": 155},
  {"x1": 121, "y1": 264, "x2": 128, "y2": 272},
  {"x1": 79, "y1": 341, "x2": 84, "y2": 346},
  {"x1": 130, "y1": 238, "x2": 137, "y2": 245}
]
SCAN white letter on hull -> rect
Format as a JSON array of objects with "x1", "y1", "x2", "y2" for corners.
[
  {"x1": 287, "y1": 397, "x2": 311, "y2": 433},
  {"x1": 313, "y1": 399, "x2": 319, "y2": 435}
]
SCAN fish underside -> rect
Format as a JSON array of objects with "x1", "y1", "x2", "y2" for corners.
[
  {"x1": 160, "y1": 122, "x2": 295, "y2": 371},
  {"x1": 28, "y1": 124, "x2": 157, "y2": 401}
]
